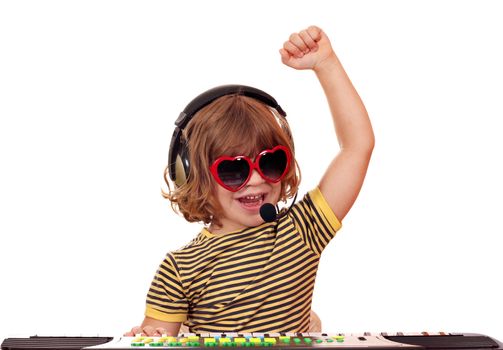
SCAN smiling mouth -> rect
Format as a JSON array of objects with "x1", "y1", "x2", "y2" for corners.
[{"x1": 237, "y1": 194, "x2": 265, "y2": 207}]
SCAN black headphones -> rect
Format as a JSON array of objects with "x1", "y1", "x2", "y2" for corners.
[{"x1": 168, "y1": 84, "x2": 291, "y2": 187}]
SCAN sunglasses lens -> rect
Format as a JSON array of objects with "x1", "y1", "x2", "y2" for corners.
[
  {"x1": 217, "y1": 158, "x2": 250, "y2": 189},
  {"x1": 259, "y1": 148, "x2": 288, "y2": 181}
]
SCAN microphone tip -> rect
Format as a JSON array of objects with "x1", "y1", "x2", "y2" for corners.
[{"x1": 260, "y1": 203, "x2": 277, "y2": 222}]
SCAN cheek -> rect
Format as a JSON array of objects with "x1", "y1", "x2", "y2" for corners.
[
  {"x1": 215, "y1": 185, "x2": 236, "y2": 207},
  {"x1": 272, "y1": 183, "x2": 283, "y2": 200},
  {"x1": 211, "y1": 184, "x2": 228, "y2": 213}
]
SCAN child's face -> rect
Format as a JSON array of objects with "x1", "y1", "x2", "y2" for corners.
[{"x1": 211, "y1": 169, "x2": 282, "y2": 234}]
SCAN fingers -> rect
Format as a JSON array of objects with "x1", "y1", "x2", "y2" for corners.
[
  {"x1": 283, "y1": 40, "x2": 304, "y2": 58},
  {"x1": 123, "y1": 325, "x2": 168, "y2": 337},
  {"x1": 154, "y1": 327, "x2": 168, "y2": 336},
  {"x1": 282, "y1": 25, "x2": 322, "y2": 58},
  {"x1": 306, "y1": 25, "x2": 322, "y2": 42},
  {"x1": 279, "y1": 48, "x2": 290, "y2": 62},
  {"x1": 140, "y1": 326, "x2": 159, "y2": 336},
  {"x1": 299, "y1": 29, "x2": 318, "y2": 51},
  {"x1": 123, "y1": 325, "x2": 142, "y2": 336}
]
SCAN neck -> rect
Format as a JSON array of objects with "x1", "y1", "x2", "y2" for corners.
[{"x1": 207, "y1": 221, "x2": 246, "y2": 236}]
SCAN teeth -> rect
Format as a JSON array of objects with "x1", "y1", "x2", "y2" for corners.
[{"x1": 243, "y1": 195, "x2": 262, "y2": 200}]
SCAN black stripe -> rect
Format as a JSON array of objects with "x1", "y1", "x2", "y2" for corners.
[
  {"x1": 176, "y1": 235, "x2": 277, "y2": 275},
  {"x1": 190, "y1": 296, "x2": 312, "y2": 333},
  {"x1": 188, "y1": 228, "x2": 311, "y2": 292},
  {"x1": 248, "y1": 243, "x2": 318, "y2": 287},
  {"x1": 197, "y1": 294, "x2": 312, "y2": 332},
  {"x1": 147, "y1": 291, "x2": 186, "y2": 307},
  {"x1": 175, "y1": 224, "x2": 276, "y2": 259},
  {"x1": 189, "y1": 254, "x2": 271, "y2": 286},
  {"x1": 176, "y1": 224, "x2": 293, "y2": 279},
  {"x1": 189, "y1": 235, "x2": 311, "y2": 298},
  {"x1": 248, "y1": 297, "x2": 312, "y2": 333},
  {"x1": 146, "y1": 300, "x2": 187, "y2": 312},
  {"x1": 195, "y1": 261, "x2": 317, "y2": 310},
  {"x1": 296, "y1": 200, "x2": 323, "y2": 254},
  {"x1": 193, "y1": 285, "x2": 313, "y2": 323},
  {"x1": 156, "y1": 266, "x2": 182, "y2": 289},
  {"x1": 199, "y1": 268, "x2": 315, "y2": 315},
  {"x1": 290, "y1": 201, "x2": 315, "y2": 251},
  {"x1": 192, "y1": 246, "x2": 317, "y2": 308},
  {"x1": 180, "y1": 236, "x2": 300, "y2": 287},
  {"x1": 149, "y1": 282, "x2": 183, "y2": 300}
]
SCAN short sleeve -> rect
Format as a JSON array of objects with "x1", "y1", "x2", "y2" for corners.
[
  {"x1": 145, "y1": 253, "x2": 188, "y2": 322},
  {"x1": 288, "y1": 187, "x2": 342, "y2": 256}
]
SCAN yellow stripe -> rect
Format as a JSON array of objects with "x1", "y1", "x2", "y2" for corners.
[
  {"x1": 194, "y1": 284, "x2": 313, "y2": 320},
  {"x1": 151, "y1": 275, "x2": 184, "y2": 298},
  {"x1": 193, "y1": 255, "x2": 317, "y2": 303},
  {"x1": 243, "y1": 298, "x2": 312, "y2": 330},
  {"x1": 180, "y1": 245, "x2": 277, "y2": 274},
  {"x1": 145, "y1": 305, "x2": 187, "y2": 322},
  {"x1": 309, "y1": 187, "x2": 342, "y2": 231},
  {"x1": 202, "y1": 222, "x2": 276, "y2": 238},
  {"x1": 179, "y1": 227, "x2": 306, "y2": 275},
  {"x1": 194, "y1": 274, "x2": 315, "y2": 316}
]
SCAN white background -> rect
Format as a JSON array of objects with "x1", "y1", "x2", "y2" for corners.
[{"x1": 1, "y1": 0, "x2": 502, "y2": 343}]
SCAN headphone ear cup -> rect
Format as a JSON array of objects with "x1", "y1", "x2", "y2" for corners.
[{"x1": 174, "y1": 139, "x2": 190, "y2": 187}]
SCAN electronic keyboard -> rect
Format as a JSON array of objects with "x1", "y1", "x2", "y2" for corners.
[{"x1": 2, "y1": 332, "x2": 503, "y2": 350}]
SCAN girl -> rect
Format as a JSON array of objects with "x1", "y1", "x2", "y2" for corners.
[{"x1": 125, "y1": 25, "x2": 374, "y2": 336}]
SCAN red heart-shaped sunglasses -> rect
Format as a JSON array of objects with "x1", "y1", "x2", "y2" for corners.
[{"x1": 209, "y1": 145, "x2": 292, "y2": 192}]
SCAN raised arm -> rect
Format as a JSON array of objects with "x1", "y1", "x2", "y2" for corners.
[{"x1": 280, "y1": 26, "x2": 375, "y2": 221}]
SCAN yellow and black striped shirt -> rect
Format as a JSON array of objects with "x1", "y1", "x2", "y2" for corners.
[{"x1": 145, "y1": 188, "x2": 341, "y2": 333}]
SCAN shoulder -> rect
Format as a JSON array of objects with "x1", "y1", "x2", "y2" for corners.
[
  {"x1": 285, "y1": 188, "x2": 342, "y2": 232},
  {"x1": 171, "y1": 230, "x2": 208, "y2": 253}
]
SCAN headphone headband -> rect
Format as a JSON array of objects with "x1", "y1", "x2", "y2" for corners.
[{"x1": 175, "y1": 85, "x2": 286, "y2": 130}]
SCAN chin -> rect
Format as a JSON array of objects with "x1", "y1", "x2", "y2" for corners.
[{"x1": 239, "y1": 213, "x2": 266, "y2": 228}]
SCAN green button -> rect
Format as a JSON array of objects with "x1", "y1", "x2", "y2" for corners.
[
  {"x1": 280, "y1": 337, "x2": 290, "y2": 343},
  {"x1": 327, "y1": 339, "x2": 334, "y2": 343},
  {"x1": 148, "y1": 343, "x2": 164, "y2": 347},
  {"x1": 316, "y1": 339, "x2": 323, "y2": 343},
  {"x1": 304, "y1": 338, "x2": 312, "y2": 344},
  {"x1": 131, "y1": 343, "x2": 145, "y2": 347}
]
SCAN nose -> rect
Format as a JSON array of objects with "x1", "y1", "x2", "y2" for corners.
[{"x1": 246, "y1": 169, "x2": 265, "y2": 187}]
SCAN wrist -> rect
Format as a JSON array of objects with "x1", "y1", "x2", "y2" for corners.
[{"x1": 313, "y1": 53, "x2": 340, "y2": 75}]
